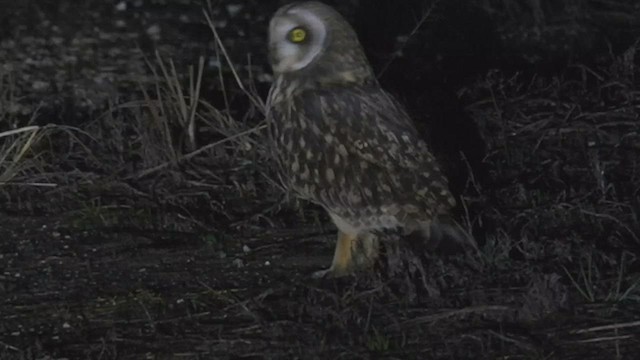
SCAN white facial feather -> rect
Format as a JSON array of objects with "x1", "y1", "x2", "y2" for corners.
[{"x1": 269, "y1": 8, "x2": 327, "y2": 73}]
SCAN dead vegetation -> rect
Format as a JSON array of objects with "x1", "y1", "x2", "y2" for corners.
[{"x1": 1, "y1": 3, "x2": 640, "y2": 360}]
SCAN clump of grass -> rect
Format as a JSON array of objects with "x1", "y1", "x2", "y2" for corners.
[
  {"x1": 24, "y1": 7, "x2": 279, "y2": 231},
  {"x1": 460, "y1": 43, "x2": 640, "y2": 344},
  {"x1": 0, "y1": 70, "x2": 57, "y2": 190},
  {"x1": 465, "y1": 41, "x2": 640, "y2": 249},
  {"x1": 563, "y1": 251, "x2": 640, "y2": 304},
  {"x1": 0, "y1": 125, "x2": 42, "y2": 186},
  {"x1": 103, "y1": 28, "x2": 268, "y2": 183}
]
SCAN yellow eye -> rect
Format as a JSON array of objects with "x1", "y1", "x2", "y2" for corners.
[{"x1": 288, "y1": 27, "x2": 307, "y2": 43}]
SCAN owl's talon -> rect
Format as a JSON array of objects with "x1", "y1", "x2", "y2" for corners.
[
  {"x1": 312, "y1": 266, "x2": 350, "y2": 279},
  {"x1": 311, "y1": 268, "x2": 333, "y2": 279}
]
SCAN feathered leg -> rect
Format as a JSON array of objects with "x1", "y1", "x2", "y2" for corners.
[{"x1": 312, "y1": 230, "x2": 357, "y2": 278}]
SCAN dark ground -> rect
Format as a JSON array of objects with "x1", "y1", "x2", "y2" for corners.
[{"x1": 1, "y1": 0, "x2": 640, "y2": 359}]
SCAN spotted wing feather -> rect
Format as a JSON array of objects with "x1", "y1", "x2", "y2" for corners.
[{"x1": 271, "y1": 85, "x2": 455, "y2": 226}]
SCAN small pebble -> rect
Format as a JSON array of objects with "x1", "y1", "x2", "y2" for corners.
[
  {"x1": 226, "y1": 4, "x2": 243, "y2": 17},
  {"x1": 32, "y1": 80, "x2": 49, "y2": 91},
  {"x1": 146, "y1": 24, "x2": 161, "y2": 40}
]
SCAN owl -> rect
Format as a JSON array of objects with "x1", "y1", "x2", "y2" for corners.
[{"x1": 266, "y1": 1, "x2": 469, "y2": 278}]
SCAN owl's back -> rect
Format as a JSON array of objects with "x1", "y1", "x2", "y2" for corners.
[{"x1": 268, "y1": 81, "x2": 456, "y2": 232}]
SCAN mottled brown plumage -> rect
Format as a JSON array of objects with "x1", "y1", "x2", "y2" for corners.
[{"x1": 267, "y1": 1, "x2": 462, "y2": 277}]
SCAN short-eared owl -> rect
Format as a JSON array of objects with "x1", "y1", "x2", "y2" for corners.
[{"x1": 267, "y1": 1, "x2": 465, "y2": 278}]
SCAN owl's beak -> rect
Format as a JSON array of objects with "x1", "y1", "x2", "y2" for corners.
[
  {"x1": 268, "y1": 42, "x2": 285, "y2": 73},
  {"x1": 268, "y1": 46, "x2": 278, "y2": 68}
]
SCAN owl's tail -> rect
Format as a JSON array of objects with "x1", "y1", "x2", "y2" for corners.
[
  {"x1": 425, "y1": 214, "x2": 479, "y2": 255},
  {"x1": 393, "y1": 214, "x2": 482, "y2": 280}
]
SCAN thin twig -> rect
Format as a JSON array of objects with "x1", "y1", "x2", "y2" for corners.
[
  {"x1": 572, "y1": 335, "x2": 634, "y2": 343},
  {"x1": 377, "y1": 0, "x2": 441, "y2": 78},
  {"x1": 0, "y1": 340, "x2": 20, "y2": 352},
  {"x1": 130, "y1": 123, "x2": 266, "y2": 179},
  {"x1": 203, "y1": 8, "x2": 266, "y2": 113},
  {"x1": 401, "y1": 305, "x2": 511, "y2": 326},
  {"x1": 572, "y1": 320, "x2": 640, "y2": 334}
]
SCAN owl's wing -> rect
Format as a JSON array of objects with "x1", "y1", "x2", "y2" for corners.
[
  {"x1": 302, "y1": 86, "x2": 436, "y2": 172},
  {"x1": 299, "y1": 86, "x2": 455, "y2": 213},
  {"x1": 295, "y1": 86, "x2": 469, "y2": 249}
]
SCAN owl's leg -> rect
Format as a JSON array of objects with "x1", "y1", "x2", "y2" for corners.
[
  {"x1": 352, "y1": 232, "x2": 380, "y2": 268},
  {"x1": 312, "y1": 230, "x2": 357, "y2": 278}
]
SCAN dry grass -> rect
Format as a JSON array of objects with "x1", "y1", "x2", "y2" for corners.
[{"x1": 0, "y1": 70, "x2": 55, "y2": 189}]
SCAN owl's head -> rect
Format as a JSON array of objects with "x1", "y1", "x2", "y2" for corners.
[{"x1": 268, "y1": 2, "x2": 374, "y2": 84}]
